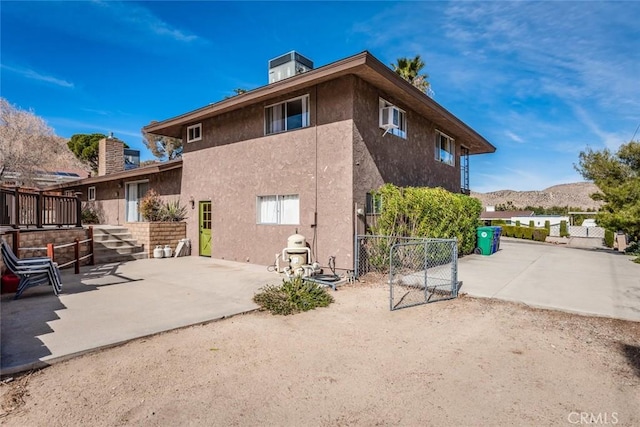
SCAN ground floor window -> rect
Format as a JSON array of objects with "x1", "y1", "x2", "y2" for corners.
[
  {"x1": 257, "y1": 194, "x2": 299, "y2": 225},
  {"x1": 88, "y1": 186, "x2": 96, "y2": 201}
]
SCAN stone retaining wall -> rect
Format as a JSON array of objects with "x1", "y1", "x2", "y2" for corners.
[
  {"x1": 1, "y1": 228, "x2": 91, "y2": 274},
  {"x1": 126, "y1": 222, "x2": 187, "y2": 257}
]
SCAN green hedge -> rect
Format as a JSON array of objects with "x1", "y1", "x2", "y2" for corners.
[
  {"x1": 370, "y1": 184, "x2": 481, "y2": 255},
  {"x1": 560, "y1": 220, "x2": 569, "y2": 237},
  {"x1": 501, "y1": 225, "x2": 548, "y2": 243},
  {"x1": 604, "y1": 230, "x2": 614, "y2": 248}
]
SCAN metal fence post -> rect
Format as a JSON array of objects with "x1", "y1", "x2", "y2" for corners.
[
  {"x1": 88, "y1": 226, "x2": 95, "y2": 266},
  {"x1": 74, "y1": 238, "x2": 80, "y2": 274},
  {"x1": 36, "y1": 191, "x2": 43, "y2": 228},
  {"x1": 14, "y1": 188, "x2": 20, "y2": 229}
]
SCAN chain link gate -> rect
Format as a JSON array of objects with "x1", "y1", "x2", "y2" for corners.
[{"x1": 355, "y1": 236, "x2": 459, "y2": 311}]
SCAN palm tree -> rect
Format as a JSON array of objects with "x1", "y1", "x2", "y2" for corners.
[{"x1": 391, "y1": 55, "x2": 430, "y2": 94}]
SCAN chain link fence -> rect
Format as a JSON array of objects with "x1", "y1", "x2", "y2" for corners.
[{"x1": 355, "y1": 235, "x2": 459, "y2": 310}]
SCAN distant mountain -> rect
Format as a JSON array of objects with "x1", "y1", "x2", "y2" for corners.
[{"x1": 471, "y1": 182, "x2": 603, "y2": 210}]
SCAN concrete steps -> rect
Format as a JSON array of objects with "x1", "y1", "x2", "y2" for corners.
[{"x1": 90, "y1": 226, "x2": 147, "y2": 264}]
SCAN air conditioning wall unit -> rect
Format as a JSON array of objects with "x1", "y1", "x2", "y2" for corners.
[{"x1": 380, "y1": 106, "x2": 400, "y2": 129}]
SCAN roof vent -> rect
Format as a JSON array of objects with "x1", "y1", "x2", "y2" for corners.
[{"x1": 268, "y1": 51, "x2": 313, "y2": 84}]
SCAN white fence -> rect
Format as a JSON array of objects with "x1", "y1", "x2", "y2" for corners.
[{"x1": 549, "y1": 225, "x2": 605, "y2": 238}]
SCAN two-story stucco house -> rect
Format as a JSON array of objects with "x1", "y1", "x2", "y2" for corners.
[{"x1": 142, "y1": 51, "x2": 495, "y2": 270}]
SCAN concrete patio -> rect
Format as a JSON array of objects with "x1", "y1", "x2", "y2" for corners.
[{"x1": 1, "y1": 256, "x2": 278, "y2": 375}]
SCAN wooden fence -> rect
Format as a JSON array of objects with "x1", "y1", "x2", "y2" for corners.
[{"x1": 1, "y1": 187, "x2": 81, "y2": 228}]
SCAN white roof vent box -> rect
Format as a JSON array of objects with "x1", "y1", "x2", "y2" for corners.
[{"x1": 268, "y1": 51, "x2": 314, "y2": 84}]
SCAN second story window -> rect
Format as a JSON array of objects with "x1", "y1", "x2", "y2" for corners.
[
  {"x1": 265, "y1": 95, "x2": 309, "y2": 135},
  {"x1": 435, "y1": 130, "x2": 455, "y2": 166},
  {"x1": 379, "y1": 98, "x2": 407, "y2": 139},
  {"x1": 187, "y1": 123, "x2": 202, "y2": 143}
]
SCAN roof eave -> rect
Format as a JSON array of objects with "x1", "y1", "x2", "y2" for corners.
[
  {"x1": 44, "y1": 159, "x2": 183, "y2": 191},
  {"x1": 144, "y1": 51, "x2": 495, "y2": 155}
]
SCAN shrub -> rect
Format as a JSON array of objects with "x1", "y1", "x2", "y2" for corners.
[
  {"x1": 528, "y1": 220, "x2": 534, "y2": 228},
  {"x1": 502, "y1": 225, "x2": 515, "y2": 237},
  {"x1": 532, "y1": 229, "x2": 549, "y2": 242},
  {"x1": 560, "y1": 220, "x2": 569, "y2": 237},
  {"x1": 253, "y1": 276, "x2": 334, "y2": 315},
  {"x1": 139, "y1": 190, "x2": 188, "y2": 222},
  {"x1": 604, "y1": 230, "x2": 614, "y2": 248},
  {"x1": 138, "y1": 189, "x2": 162, "y2": 221},
  {"x1": 625, "y1": 241, "x2": 640, "y2": 255},
  {"x1": 515, "y1": 220, "x2": 521, "y2": 227},
  {"x1": 522, "y1": 227, "x2": 533, "y2": 240},
  {"x1": 370, "y1": 185, "x2": 481, "y2": 255},
  {"x1": 81, "y1": 206, "x2": 100, "y2": 224},
  {"x1": 544, "y1": 220, "x2": 550, "y2": 233},
  {"x1": 159, "y1": 199, "x2": 188, "y2": 222},
  {"x1": 514, "y1": 226, "x2": 524, "y2": 239}
]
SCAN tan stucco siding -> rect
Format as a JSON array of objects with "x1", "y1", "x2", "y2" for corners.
[
  {"x1": 352, "y1": 76, "x2": 461, "y2": 203},
  {"x1": 181, "y1": 118, "x2": 353, "y2": 269}
]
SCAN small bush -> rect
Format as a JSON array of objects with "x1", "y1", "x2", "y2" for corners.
[
  {"x1": 502, "y1": 225, "x2": 515, "y2": 237},
  {"x1": 139, "y1": 189, "x2": 163, "y2": 221},
  {"x1": 560, "y1": 220, "x2": 569, "y2": 237},
  {"x1": 544, "y1": 220, "x2": 550, "y2": 233},
  {"x1": 522, "y1": 227, "x2": 533, "y2": 240},
  {"x1": 81, "y1": 206, "x2": 100, "y2": 224},
  {"x1": 253, "y1": 276, "x2": 334, "y2": 315},
  {"x1": 604, "y1": 230, "x2": 614, "y2": 248},
  {"x1": 532, "y1": 229, "x2": 549, "y2": 242},
  {"x1": 515, "y1": 220, "x2": 521, "y2": 227},
  {"x1": 528, "y1": 220, "x2": 534, "y2": 228},
  {"x1": 159, "y1": 199, "x2": 188, "y2": 222},
  {"x1": 625, "y1": 241, "x2": 640, "y2": 255}
]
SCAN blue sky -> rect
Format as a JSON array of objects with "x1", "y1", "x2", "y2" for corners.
[{"x1": 2, "y1": 1, "x2": 638, "y2": 192}]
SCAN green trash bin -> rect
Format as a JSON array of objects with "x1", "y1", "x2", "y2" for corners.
[{"x1": 476, "y1": 226, "x2": 496, "y2": 255}]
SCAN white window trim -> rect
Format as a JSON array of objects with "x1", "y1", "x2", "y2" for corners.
[
  {"x1": 187, "y1": 123, "x2": 202, "y2": 143},
  {"x1": 88, "y1": 186, "x2": 96, "y2": 201},
  {"x1": 379, "y1": 98, "x2": 407, "y2": 139},
  {"x1": 264, "y1": 95, "x2": 310, "y2": 135},
  {"x1": 256, "y1": 194, "x2": 300, "y2": 225},
  {"x1": 435, "y1": 130, "x2": 455, "y2": 166}
]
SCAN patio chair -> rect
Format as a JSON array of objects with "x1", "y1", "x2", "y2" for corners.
[{"x1": 1, "y1": 238, "x2": 62, "y2": 299}]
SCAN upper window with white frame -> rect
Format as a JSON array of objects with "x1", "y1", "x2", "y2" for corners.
[
  {"x1": 435, "y1": 130, "x2": 455, "y2": 166},
  {"x1": 265, "y1": 95, "x2": 309, "y2": 135},
  {"x1": 257, "y1": 194, "x2": 300, "y2": 225},
  {"x1": 88, "y1": 186, "x2": 96, "y2": 201},
  {"x1": 379, "y1": 98, "x2": 407, "y2": 139},
  {"x1": 186, "y1": 123, "x2": 202, "y2": 143}
]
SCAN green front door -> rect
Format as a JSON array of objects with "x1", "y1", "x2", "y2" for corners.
[{"x1": 199, "y1": 201, "x2": 212, "y2": 257}]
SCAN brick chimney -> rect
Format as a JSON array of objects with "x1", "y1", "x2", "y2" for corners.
[{"x1": 98, "y1": 133, "x2": 125, "y2": 176}]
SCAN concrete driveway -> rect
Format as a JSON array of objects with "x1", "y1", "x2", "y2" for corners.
[
  {"x1": 1, "y1": 257, "x2": 278, "y2": 375},
  {"x1": 458, "y1": 238, "x2": 640, "y2": 322}
]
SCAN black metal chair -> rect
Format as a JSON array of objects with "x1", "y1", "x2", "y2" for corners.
[{"x1": 1, "y1": 238, "x2": 62, "y2": 299}]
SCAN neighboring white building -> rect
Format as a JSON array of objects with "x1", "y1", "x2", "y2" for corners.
[{"x1": 510, "y1": 215, "x2": 569, "y2": 227}]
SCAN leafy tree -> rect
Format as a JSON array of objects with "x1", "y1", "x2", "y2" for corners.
[
  {"x1": 224, "y1": 88, "x2": 249, "y2": 100},
  {"x1": 142, "y1": 128, "x2": 182, "y2": 161},
  {"x1": 495, "y1": 201, "x2": 517, "y2": 211},
  {"x1": 391, "y1": 55, "x2": 430, "y2": 93},
  {"x1": 0, "y1": 98, "x2": 83, "y2": 186},
  {"x1": 67, "y1": 133, "x2": 106, "y2": 173},
  {"x1": 576, "y1": 141, "x2": 640, "y2": 240}
]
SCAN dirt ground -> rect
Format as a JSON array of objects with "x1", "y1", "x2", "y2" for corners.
[{"x1": 1, "y1": 282, "x2": 639, "y2": 426}]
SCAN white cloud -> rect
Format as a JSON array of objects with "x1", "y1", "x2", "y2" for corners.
[
  {"x1": 1, "y1": 64, "x2": 74, "y2": 88},
  {"x1": 92, "y1": 1, "x2": 201, "y2": 43},
  {"x1": 505, "y1": 131, "x2": 524, "y2": 144}
]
